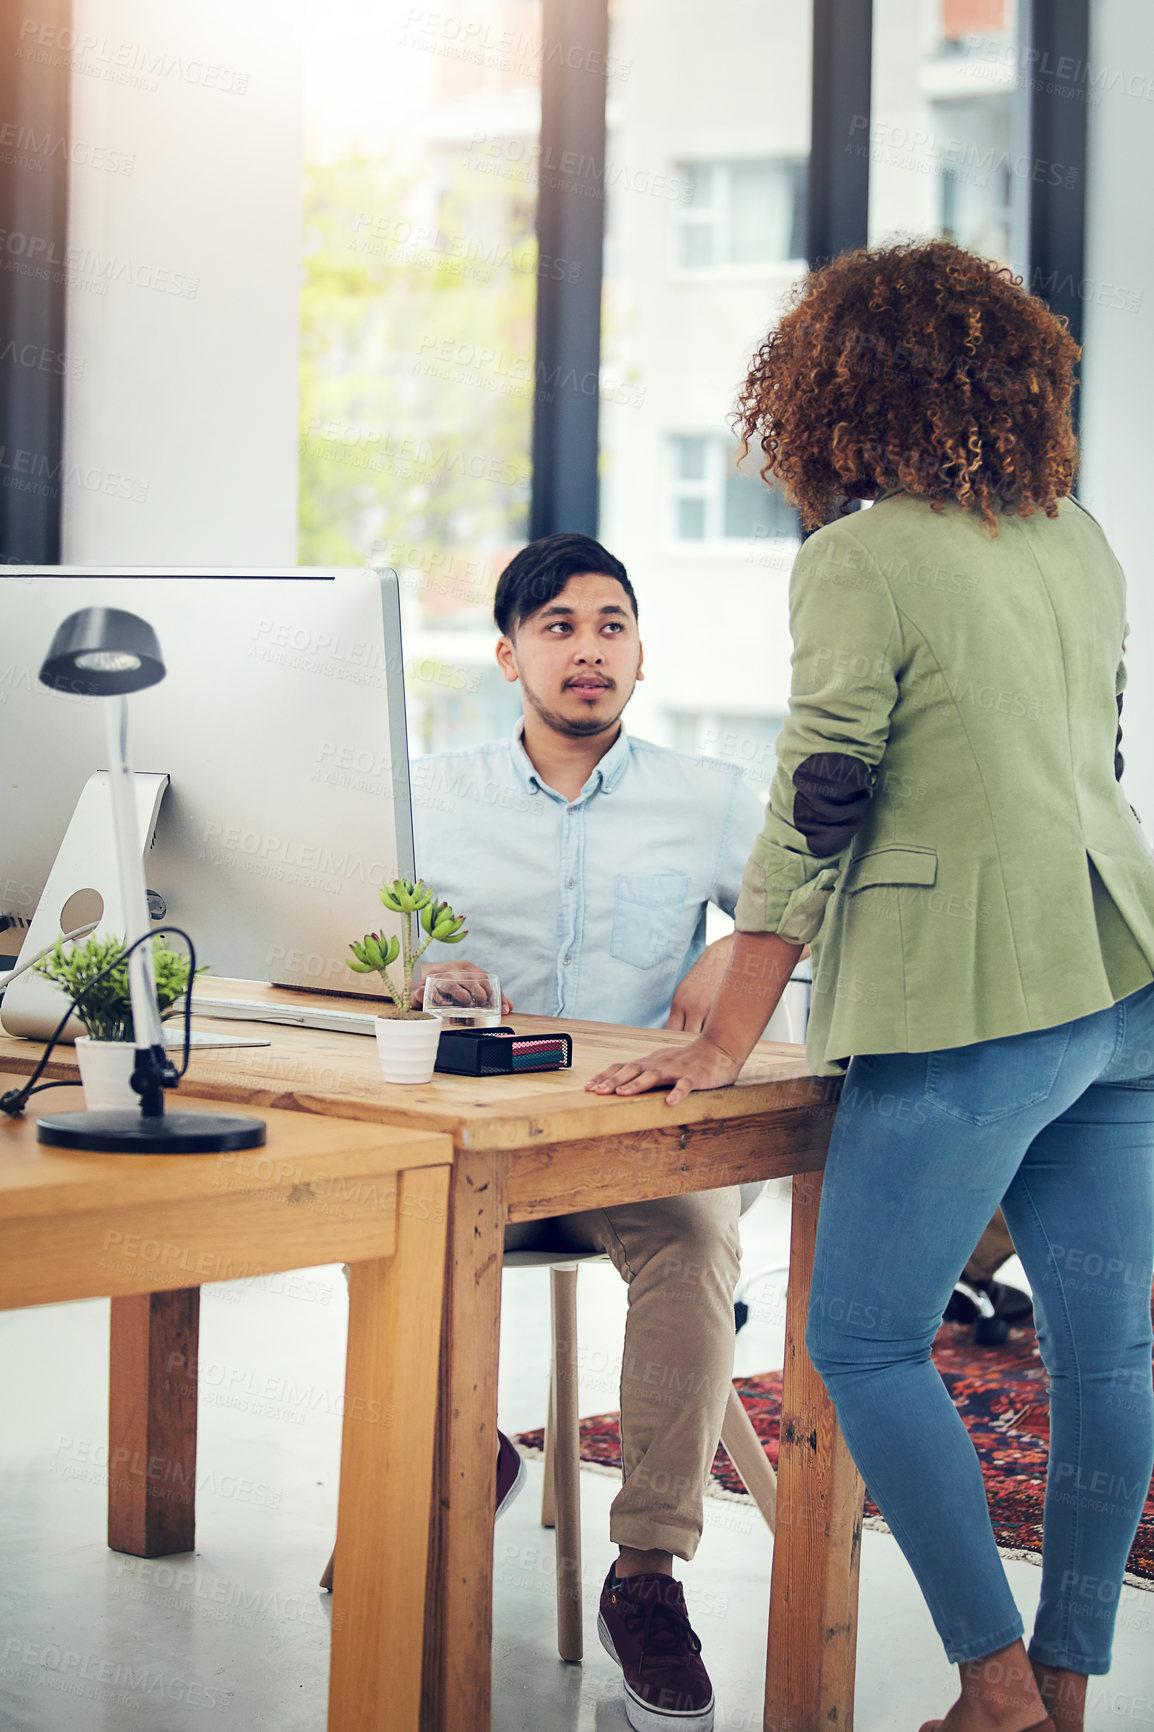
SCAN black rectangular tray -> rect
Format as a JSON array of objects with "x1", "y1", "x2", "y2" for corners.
[{"x1": 434, "y1": 1027, "x2": 573, "y2": 1076}]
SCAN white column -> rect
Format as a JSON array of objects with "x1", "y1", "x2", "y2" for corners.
[
  {"x1": 60, "y1": 0, "x2": 303, "y2": 566},
  {"x1": 1080, "y1": 0, "x2": 1154, "y2": 825}
]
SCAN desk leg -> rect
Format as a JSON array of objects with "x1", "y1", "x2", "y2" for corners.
[
  {"x1": 328, "y1": 1165, "x2": 451, "y2": 1732},
  {"x1": 108, "y1": 1288, "x2": 199, "y2": 1557},
  {"x1": 423, "y1": 1149, "x2": 507, "y2": 1732},
  {"x1": 765, "y1": 1172, "x2": 864, "y2": 1732}
]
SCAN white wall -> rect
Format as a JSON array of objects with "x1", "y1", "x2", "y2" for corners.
[
  {"x1": 61, "y1": 0, "x2": 302, "y2": 565},
  {"x1": 1080, "y1": 0, "x2": 1154, "y2": 826}
]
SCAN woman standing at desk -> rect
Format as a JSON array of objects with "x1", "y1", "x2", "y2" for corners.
[{"x1": 590, "y1": 238, "x2": 1154, "y2": 1732}]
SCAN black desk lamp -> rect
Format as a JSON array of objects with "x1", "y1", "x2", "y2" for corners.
[{"x1": 33, "y1": 606, "x2": 265, "y2": 1154}]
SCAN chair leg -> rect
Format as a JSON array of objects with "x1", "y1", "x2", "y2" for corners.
[
  {"x1": 550, "y1": 1265, "x2": 583, "y2": 1662},
  {"x1": 719, "y1": 1382, "x2": 778, "y2": 1534},
  {"x1": 540, "y1": 1367, "x2": 557, "y2": 1529}
]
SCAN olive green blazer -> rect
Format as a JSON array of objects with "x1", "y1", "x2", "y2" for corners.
[{"x1": 735, "y1": 494, "x2": 1154, "y2": 1074}]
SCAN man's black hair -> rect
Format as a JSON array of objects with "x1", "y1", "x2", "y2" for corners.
[{"x1": 493, "y1": 532, "x2": 637, "y2": 636}]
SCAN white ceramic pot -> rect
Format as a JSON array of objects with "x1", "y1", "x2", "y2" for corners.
[
  {"x1": 372, "y1": 1011, "x2": 443, "y2": 1085},
  {"x1": 75, "y1": 1037, "x2": 139, "y2": 1110}
]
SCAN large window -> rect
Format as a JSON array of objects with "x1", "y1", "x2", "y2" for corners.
[
  {"x1": 300, "y1": 0, "x2": 542, "y2": 756},
  {"x1": 30, "y1": 0, "x2": 1115, "y2": 805}
]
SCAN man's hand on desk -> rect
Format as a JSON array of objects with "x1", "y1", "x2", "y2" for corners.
[
  {"x1": 412, "y1": 960, "x2": 514, "y2": 1016},
  {"x1": 664, "y1": 933, "x2": 736, "y2": 1032},
  {"x1": 664, "y1": 935, "x2": 809, "y2": 1034},
  {"x1": 587, "y1": 1035, "x2": 742, "y2": 1108}
]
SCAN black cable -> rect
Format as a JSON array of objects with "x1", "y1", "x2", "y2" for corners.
[{"x1": 0, "y1": 925, "x2": 198, "y2": 1118}]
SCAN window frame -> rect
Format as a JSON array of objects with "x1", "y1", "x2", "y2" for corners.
[{"x1": 8, "y1": 0, "x2": 1093, "y2": 562}]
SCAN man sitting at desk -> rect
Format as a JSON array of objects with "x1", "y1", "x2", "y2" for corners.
[{"x1": 411, "y1": 532, "x2": 764, "y2": 1732}]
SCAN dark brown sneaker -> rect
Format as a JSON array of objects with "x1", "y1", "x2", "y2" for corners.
[
  {"x1": 597, "y1": 1566, "x2": 715, "y2": 1731},
  {"x1": 496, "y1": 1429, "x2": 527, "y2": 1519},
  {"x1": 322, "y1": 1428, "x2": 526, "y2": 1590}
]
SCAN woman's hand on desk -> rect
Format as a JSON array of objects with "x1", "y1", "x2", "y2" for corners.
[
  {"x1": 586, "y1": 1035, "x2": 742, "y2": 1107},
  {"x1": 590, "y1": 932, "x2": 802, "y2": 1105}
]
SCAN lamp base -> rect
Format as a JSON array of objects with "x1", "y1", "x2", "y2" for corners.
[{"x1": 36, "y1": 1108, "x2": 266, "y2": 1154}]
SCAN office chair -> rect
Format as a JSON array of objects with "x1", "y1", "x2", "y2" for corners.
[{"x1": 504, "y1": 1178, "x2": 778, "y2": 1664}]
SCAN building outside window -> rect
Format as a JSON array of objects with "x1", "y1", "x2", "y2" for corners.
[
  {"x1": 938, "y1": 97, "x2": 1016, "y2": 260},
  {"x1": 599, "y1": 0, "x2": 813, "y2": 750},
  {"x1": 869, "y1": 0, "x2": 1024, "y2": 270},
  {"x1": 678, "y1": 158, "x2": 807, "y2": 268},
  {"x1": 671, "y1": 437, "x2": 800, "y2": 544}
]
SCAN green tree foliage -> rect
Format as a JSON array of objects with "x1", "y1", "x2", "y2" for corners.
[{"x1": 299, "y1": 149, "x2": 535, "y2": 583}]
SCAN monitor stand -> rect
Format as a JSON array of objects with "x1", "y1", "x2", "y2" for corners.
[{"x1": 0, "y1": 770, "x2": 170, "y2": 1043}]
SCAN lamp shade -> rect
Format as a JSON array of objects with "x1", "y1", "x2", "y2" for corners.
[{"x1": 39, "y1": 608, "x2": 166, "y2": 697}]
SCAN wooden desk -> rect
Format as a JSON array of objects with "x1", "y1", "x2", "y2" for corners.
[
  {"x1": 0, "y1": 986, "x2": 864, "y2": 1732},
  {"x1": 0, "y1": 1072, "x2": 452, "y2": 1732}
]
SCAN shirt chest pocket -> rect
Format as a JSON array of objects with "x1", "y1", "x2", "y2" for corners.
[{"x1": 610, "y1": 873, "x2": 691, "y2": 971}]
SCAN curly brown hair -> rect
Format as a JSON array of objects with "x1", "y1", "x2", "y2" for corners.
[{"x1": 734, "y1": 238, "x2": 1080, "y2": 533}]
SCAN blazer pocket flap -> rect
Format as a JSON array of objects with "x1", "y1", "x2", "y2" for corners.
[{"x1": 843, "y1": 845, "x2": 938, "y2": 893}]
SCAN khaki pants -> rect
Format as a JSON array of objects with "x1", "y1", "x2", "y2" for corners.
[{"x1": 505, "y1": 1187, "x2": 743, "y2": 1560}]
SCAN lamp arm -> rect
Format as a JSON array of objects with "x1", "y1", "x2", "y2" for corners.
[{"x1": 103, "y1": 695, "x2": 166, "y2": 1052}]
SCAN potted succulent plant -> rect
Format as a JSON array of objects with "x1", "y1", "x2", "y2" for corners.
[
  {"x1": 348, "y1": 877, "x2": 467, "y2": 1084},
  {"x1": 33, "y1": 932, "x2": 199, "y2": 1109}
]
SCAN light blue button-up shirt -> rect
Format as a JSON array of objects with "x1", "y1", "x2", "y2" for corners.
[{"x1": 410, "y1": 723, "x2": 765, "y2": 1027}]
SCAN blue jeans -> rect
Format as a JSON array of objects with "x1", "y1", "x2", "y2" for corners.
[{"x1": 806, "y1": 983, "x2": 1154, "y2": 1672}]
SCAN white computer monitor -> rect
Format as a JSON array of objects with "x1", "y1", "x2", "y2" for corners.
[{"x1": 0, "y1": 567, "x2": 414, "y2": 1038}]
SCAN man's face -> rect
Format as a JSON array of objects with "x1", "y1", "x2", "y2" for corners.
[{"x1": 496, "y1": 572, "x2": 643, "y2": 739}]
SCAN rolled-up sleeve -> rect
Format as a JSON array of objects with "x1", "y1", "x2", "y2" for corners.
[
  {"x1": 1115, "y1": 631, "x2": 1128, "y2": 782},
  {"x1": 735, "y1": 522, "x2": 902, "y2": 944}
]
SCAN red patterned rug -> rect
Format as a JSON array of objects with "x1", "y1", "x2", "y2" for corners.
[{"x1": 515, "y1": 1318, "x2": 1154, "y2": 1587}]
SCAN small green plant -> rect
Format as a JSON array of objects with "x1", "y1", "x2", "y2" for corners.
[
  {"x1": 34, "y1": 932, "x2": 201, "y2": 1042},
  {"x1": 348, "y1": 877, "x2": 466, "y2": 1014}
]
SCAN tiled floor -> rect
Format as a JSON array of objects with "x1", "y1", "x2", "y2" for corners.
[{"x1": 1, "y1": 1184, "x2": 1150, "y2": 1729}]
